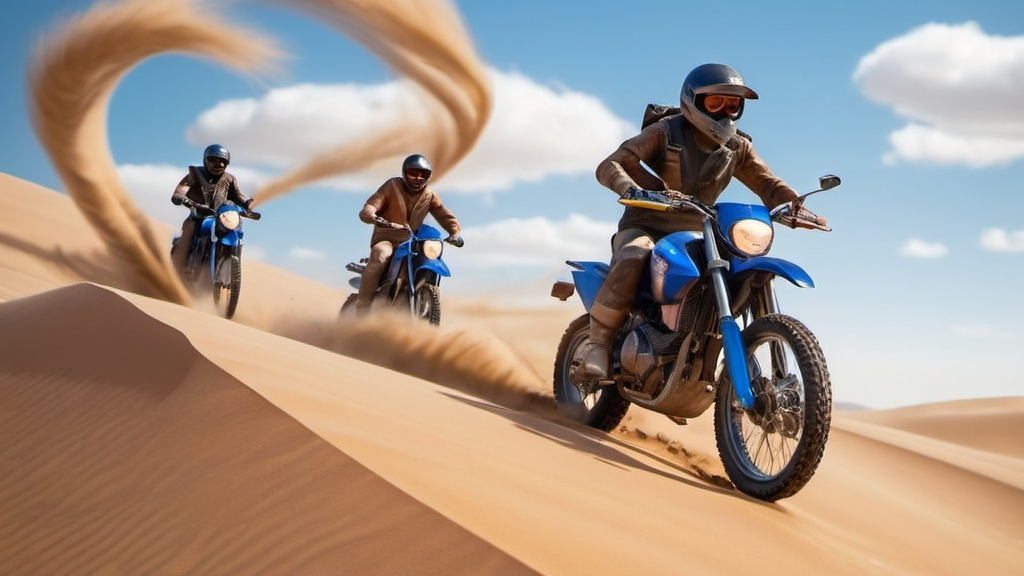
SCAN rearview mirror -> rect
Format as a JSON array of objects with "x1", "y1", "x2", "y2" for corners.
[{"x1": 819, "y1": 174, "x2": 841, "y2": 190}]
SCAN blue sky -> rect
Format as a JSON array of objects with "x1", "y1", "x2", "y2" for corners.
[{"x1": 2, "y1": 0, "x2": 1023, "y2": 409}]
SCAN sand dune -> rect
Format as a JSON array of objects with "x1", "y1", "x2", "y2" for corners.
[
  {"x1": 0, "y1": 284, "x2": 533, "y2": 574},
  {"x1": 2, "y1": 172, "x2": 1023, "y2": 574}
]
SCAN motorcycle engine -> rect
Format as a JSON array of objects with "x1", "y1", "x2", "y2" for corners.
[{"x1": 619, "y1": 324, "x2": 683, "y2": 395}]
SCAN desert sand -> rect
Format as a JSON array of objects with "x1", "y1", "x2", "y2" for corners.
[{"x1": 2, "y1": 171, "x2": 1023, "y2": 575}]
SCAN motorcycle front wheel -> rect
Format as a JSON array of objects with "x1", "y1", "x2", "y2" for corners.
[
  {"x1": 413, "y1": 283, "x2": 441, "y2": 325},
  {"x1": 714, "y1": 313, "x2": 831, "y2": 501},
  {"x1": 212, "y1": 254, "x2": 241, "y2": 320},
  {"x1": 552, "y1": 314, "x2": 630, "y2": 432}
]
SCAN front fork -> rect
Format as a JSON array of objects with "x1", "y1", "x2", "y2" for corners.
[
  {"x1": 702, "y1": 218, "x2": 755, "y2": 409},
  {"x1": 209, "y1": 234, "x2": 239, "y2": 287}
]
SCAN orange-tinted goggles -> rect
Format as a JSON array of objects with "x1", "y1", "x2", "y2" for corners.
[{"x1": 703, "y1": 94, "x2": 743, "y2": 116}]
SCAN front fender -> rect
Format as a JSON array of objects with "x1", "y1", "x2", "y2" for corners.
[
  {"x1": 567, "y1": 260, "x2": 609, "y2": 311},
  {"x1": 219, "y1": 229, "x2": 242, "y2": 247},
  {"x1": 418, "y1": 258, "x2": 451, "y2": 278},
  {"x1": 731, "y1": 256, "x2": 814, "y2": 288}
]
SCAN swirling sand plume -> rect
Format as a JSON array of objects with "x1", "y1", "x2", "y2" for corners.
[{"x1": 29, "y1": 0, "x2": 492, "y2": 301}]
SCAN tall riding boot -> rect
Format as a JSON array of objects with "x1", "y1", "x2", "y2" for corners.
[
  {"x1": 170, "y1": 218, "x2": 197, "y2": 278},
  {"x1": 577, "y1": 255, "x2": 646, "y2": 380},
  {"x1": 355, "y1": 258, "x2": 387, "y2": 316}
]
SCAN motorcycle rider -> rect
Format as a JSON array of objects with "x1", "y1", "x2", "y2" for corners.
[
  {"x1": 170, "y1": 144, "x2": 253, "y2": 275},
  {"x1": 355, "y1": 153, "x2": 464, "y2": 315},
  {"x1": 577, "y1": 63, "x2": 828, "y2": 380}
]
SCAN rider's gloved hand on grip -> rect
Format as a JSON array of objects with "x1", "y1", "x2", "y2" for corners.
[
  {"x1": 786, "y1": 203, "x2": 829, "y2": 230},
  {"x1": 445, "y1": 235, "x2": 464, "y2": 248},
  {"x1": 663, "y1": 190, "x2": 692, "y2": 201},
  {"x1": 172, "y1": 195, "x2": 186, "y2": 206}
]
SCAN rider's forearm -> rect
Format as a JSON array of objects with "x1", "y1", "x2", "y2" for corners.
[
  {"x1": 596, "y1": 159, "x2": 641, "y2": 197},
  {"x1": 171, "y1": 183, "x2": 190, "y2": 204},
  {"x1": 358, "y1": 204, "x2": 377, "y2": 224},
  {"x1": 596, "y1": 147, "x2": 666, "y2": 196}
]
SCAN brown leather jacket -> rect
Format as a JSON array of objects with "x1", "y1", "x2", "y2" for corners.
[
  {"x1": 172, "y1": 166, "x2": 250, "y2": 212},
  {"x1": 358, "y1": 177, "x2": 461, "y2": 246},
  {"x1": 596, "y1": 114, "x2": 797, "y2": 235}
]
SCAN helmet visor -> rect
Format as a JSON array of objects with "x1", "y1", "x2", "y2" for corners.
[
  {"x1": 205, "y1": 156, "x2": 228, "y2": 175},
  {"x1": 404, "y1": 168, "x2": 430, "y2": 188}
]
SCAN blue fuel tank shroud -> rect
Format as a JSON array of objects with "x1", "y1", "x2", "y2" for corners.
[{"x1": 651, "y1": 231, "x2": 702, "y2": 303}]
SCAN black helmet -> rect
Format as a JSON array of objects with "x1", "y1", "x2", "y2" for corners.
[
  {"x1": 679, "y1": 64, "x2": 758, "y2": 145},
  {"x1": 203, "y1": 144, "x2": 231, "y2": 176},
  {"x1": 401, "y1": 154, "x2": 432, "y2": 193}
]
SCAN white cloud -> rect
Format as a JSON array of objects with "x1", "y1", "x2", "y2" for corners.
[
  {"x1": 853, "y1": 21, "x2": 1024, "y2": 167},
  {"x1": 186, "y1": 80, "x2": 428, "y2": 170},
  {"x1": 979, "y1": 227, "x2": 1024, "y2": 252},
  {"x1": 446, "y1": 213, "x2": 616, "y2": 268},
  {"x1": 883, "y1": 124, "x2": 1024, "y2": 168},
  {"x1": 899, "y1": 238, "x2": 948, "y2": 258},
  {"x1": 441, "y1": 70, "x2": 635, "y2": 192},
  {"x1": 184, "y1": 68, "x2": 635, "y2": 194}
]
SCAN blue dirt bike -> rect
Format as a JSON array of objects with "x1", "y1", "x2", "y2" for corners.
[
  {"x1": 340, "y1": 220, "x2": 460, "y2": 325},
  {"x1": 551, "y1": 175, "x2": 841, "y2": 501},
  {"x1": 173, "y1": 200, "x2": 260, "y2": 320}
]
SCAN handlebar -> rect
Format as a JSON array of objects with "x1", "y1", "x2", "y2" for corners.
[
  {"x1": 618, "y1": 190, "x2": 714, "y2": 218},
  {"x1": 182, "y1": 198, "x2": 260, "y2": 220},
  {"x1": 372, "y1": 216, "x2": 464, "y2": 247},
  {"x1": 619, "y1": 188, "x2": 831, "y2": 231}
]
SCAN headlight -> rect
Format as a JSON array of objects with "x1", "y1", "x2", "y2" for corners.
[
  {"x1": 730, "y1": 219, "x2": 773, "y2": 256},
  {"x1": 421, "y1": 239, "x2": 443, "y2": 259},
  {"x1": 218, "y1": 210, "x2": 241, "y2": 231}
]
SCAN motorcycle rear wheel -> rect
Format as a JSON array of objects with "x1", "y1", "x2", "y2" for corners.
[
  {"x1": 212, "y1": 254, "x2": 241, "y2": 320},
  {"x1": 552, "y1": 314, "x2": 630, "y2": 432},
  {"x1": 714, "y1": 313, "x2": 831, "y2": 501}
]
